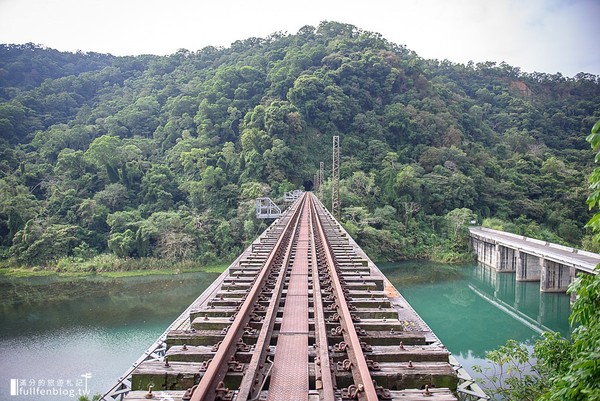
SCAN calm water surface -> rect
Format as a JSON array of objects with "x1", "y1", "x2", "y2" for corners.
[
  {"x1": 380, "y1": 261, "x2": 571, "y2": 381},
  {"x1": 0, "y1": 263, "x2": 571, "y2": 400},
  {"x1": 0, "y1": 272, "x2": 219, "y2": 400}
]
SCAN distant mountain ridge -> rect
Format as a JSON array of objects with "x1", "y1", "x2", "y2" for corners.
[{"x1": 1, "y1": 21, "x2": 599, "y2": 266}]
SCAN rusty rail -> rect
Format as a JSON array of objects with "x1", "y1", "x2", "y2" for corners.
[
  {"x1": 190, "y1": 195, "x2": 306, "y2": 401},
  {"x1": 310, "y1": 195, "x2": 379, "y2": 401},
  {"x1": 236, "y1": 197, "x2": 307, "y2": 400},
  {"x1": 309, "y1": 203, "x2": 337, "y2": 401},
  {"x1": 119, "y1": 192, "x2": 463, "y2": 401}
]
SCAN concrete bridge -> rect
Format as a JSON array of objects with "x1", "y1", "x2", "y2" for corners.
[{"x1": 469, "y1": 227, "x2": 599, "y2": 293}]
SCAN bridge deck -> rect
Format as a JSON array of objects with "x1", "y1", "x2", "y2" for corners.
[
  {"x1": 470, "y1": 227, "x2": 600, "y2": 274},
  {"x1": 102, "y1": 193, "x2": 487, "y2": 401}
]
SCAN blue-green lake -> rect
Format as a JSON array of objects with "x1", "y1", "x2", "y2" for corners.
[
  {"x1": 0, "y1": 262, "x2": 570, "y2": 400},
  {"x1": 380, "y1": 261, "x2": 571, "y2": 382}
]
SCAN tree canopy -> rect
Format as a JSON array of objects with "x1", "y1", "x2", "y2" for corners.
[{"x1": 1, "y1": 21, "x2": 599, "y2": 267}]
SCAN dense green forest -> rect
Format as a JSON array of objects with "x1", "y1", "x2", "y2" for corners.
[{"x1": 1, "y1": 21, "x2": 600, "y2": 270}]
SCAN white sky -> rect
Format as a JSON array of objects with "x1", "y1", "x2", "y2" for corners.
[{"x1": 0, "y1": 0, "x2": 599, "y2": 77}]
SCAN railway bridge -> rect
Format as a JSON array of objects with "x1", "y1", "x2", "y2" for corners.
[{"x1": 103, "y1": 193, "x2": 486, "y2": 401}]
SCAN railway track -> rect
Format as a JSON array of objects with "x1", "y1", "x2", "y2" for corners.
[{"x1": 121, "y1": 193, "x2": 459, "y2": 401}]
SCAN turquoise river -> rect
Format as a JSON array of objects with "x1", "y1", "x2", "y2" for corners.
[{"x1": 0, "y1": 262, "x2": 571, "y2": 400}]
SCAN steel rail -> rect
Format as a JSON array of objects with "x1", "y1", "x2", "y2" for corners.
[
  {"x1": 104, "y1": 190, "x2": 466, "y2": 400},
  {"x1": 236, "y1": 194, "x2": 308, "y2": 400},
  {"x1": 189, "y1": 195, "x2": 307, "y2": 401},
  {"x1": 308, "y1": 199, "x2": 336, "y2": 401},
  {"x1": 263, "y1": 196, "x2": 312, "y2": 401},
  {"x1": 309, "y1": 193, "x2": 379, "y2": 401}
]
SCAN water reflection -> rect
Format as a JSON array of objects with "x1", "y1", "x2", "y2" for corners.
[
  {"x1": 0, "y1": 272, "x2": 219, "y2": 400},
  {"x1": 379, "y1": 261, "x2": 571, "y2": 381},
  {"x1": 469, "y1": 263, "x2": 571, "y2": 337},
  {"x1": 0, "y1": 263, "x2": 571, "y2": 400}
]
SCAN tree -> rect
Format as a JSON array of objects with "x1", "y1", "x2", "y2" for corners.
[
  {"x1": 156, "y1": 231, "x2": 197, "y2": 260},
  {"x1": 539, "y1": 118, "x2": 600, "y2": 400},
  {"x1": 94, "y1": 183, "x2": 128, "y2": 211},
  {"x1": 263, "y1": 138, "x2": 293, "y2": 182},
  {"x1": 140, "y1": 164, "x2": 180, "y2": 213},
  {"x1": 1, "y1": 26, "x2": 599, "y2": 269},
  {"x1": 115, "y1": 95, "x2": 160, "y2": 137},
  {"x1": 107, "y1": 229, "x2": 136, "y2": 258},
  {"x1": 0, "y1": 178, "x2": 40, "y2": 245},
  {"x1": 445, "y1": 208, "x2": 476, "y2": 250},
  {"x1": 84, "y1": 135, "x2": 123, "y2": 182},
  {"x1": 10, "y1": 220, "x2": 80, "y2": 265},
  {"x1": 476, "y1": 119, "x2": 600, "y2": 400}
]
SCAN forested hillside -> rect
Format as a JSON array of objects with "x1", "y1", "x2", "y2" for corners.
[{"x1": 1, "y1": 21, "x2": 600, "y2": 269}]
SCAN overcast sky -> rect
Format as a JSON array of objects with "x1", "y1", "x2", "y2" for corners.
[{"x1": 1, "y1": 0, "x2": 599, "y2": 77}]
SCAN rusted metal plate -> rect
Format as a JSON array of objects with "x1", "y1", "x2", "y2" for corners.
[
  {"x1": 286, "y1": 273, "x2": 308, "y2": 296},
  {"x1": 290, "y1": 251, "x2": 309, "y2": 275},
  {"x1": 290, "y1": 260, "x2": 309, "y2": 275},
  {"x1": 280, "y1": 294, "x2": 309, "y2": 333},
  {"x1": 266, "y1": 334, "x2": 309, "y2": 401}
]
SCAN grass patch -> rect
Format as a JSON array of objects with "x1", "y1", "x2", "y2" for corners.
[
  {"x1": 428, "y1": 245, "x2": 475, "y2": 264},
  {"x1": 0, "y1": 268, "x2": 64, "y2": 278},
  {"x1": 0, "y1": 255, "x2": 230, "y2": 278},
  {"x1": 202, "y1": 263, "x2": 229, "y2": 273}
]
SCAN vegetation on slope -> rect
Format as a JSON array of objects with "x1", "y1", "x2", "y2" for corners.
[
  {"x1": 0, "y1": 22, "x2": 599, "y2": 271},
  {"x1": 473, "y1": 120, "x2": 600, "y2": 401}
]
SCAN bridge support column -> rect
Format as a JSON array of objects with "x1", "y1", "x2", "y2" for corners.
[
  {"x1": 497, "y1": 245, "x2": 516, "y2": 272},
  {"x1": 516, "y1": 251, "x2": 542, "y2": 282},
  {"x1": 471, "y1": 236, "x2": 498, "y2": 268},
  {"x1": 490, "y1": 242, "x2": 498, "y2": 267},
  {"x1": 570, "y1": 267, "x2": 578, "y2": 303},
  {"x1": 540, "y1": 260, "x2": 572, "y2": 292}
]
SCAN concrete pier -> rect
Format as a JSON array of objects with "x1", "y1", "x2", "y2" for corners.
[
  {"x1": 469, "y1": 227, "x2": 598, "y2": 293},
  {"x1": 516, "y1": 251, "x2": 541, "y2": 282}
]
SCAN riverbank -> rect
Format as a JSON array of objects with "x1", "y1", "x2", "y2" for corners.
[
  {"x1": 428, "y1": 247, "x2": 475, "y2": 264},
  {"x1": 0, "y1": 254, "x2": 228, "y2": 278},
  {"x1": 0, "y1": 248, "x2": 474, "y2": 278}
]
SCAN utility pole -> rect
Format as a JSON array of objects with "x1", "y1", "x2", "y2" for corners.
[
  {"x1": 332, "y1": 136, "x2": 340, "y2": 220},
  {"x1": 319, "y1": 161, "x2": 324, "y2": 199}
]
